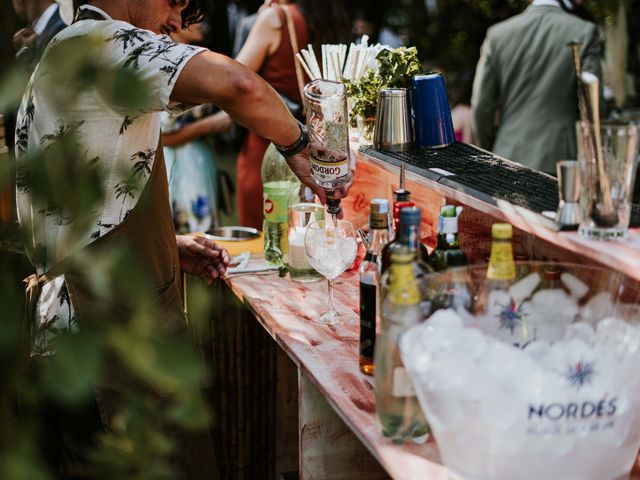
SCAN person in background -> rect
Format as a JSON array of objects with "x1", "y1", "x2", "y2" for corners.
[
  {"x1": 12, "y1": 0, "x2": 67, "y2": 69},
  {"x1": 163, "y1": 22, "x2": 233, "y2": 233},
  {"x1": 450, "y1": 68, "x2": 475, "y2": 144},
  {"x1": 7, "y1": 0, "x2": 67, "y2": 161},
  {"x1": 232, "y1": 0, "x2": 271, "y2": 57},
  {"x1": 227, "y1": 0, "x2": 249, "y2": 53},
  {"x1": 234, "y1": 0, "x2": 351, "y2": 229},
  {"x1": 352, "y1": 8, "x2": 403, "y2": 47},
  {"x1": 471, "y1": 0, "x2": 602, "y2": 174}
]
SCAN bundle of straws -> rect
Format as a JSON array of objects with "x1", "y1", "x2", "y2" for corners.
[{"x1": 295, "y1": 36, "x2": 388, "y2": 83}]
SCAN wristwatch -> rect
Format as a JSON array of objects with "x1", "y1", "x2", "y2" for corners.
[{"x1": 275, "y1": 121, "x2": 308, "y2": 158}]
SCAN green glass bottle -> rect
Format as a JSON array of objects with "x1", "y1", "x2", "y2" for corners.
[
  {"x1": 261, "y1": 144, "x2": 299, "y2": 267},
  {"x1": 427, "y1": 205, "x2": 467, "y2": 271}
]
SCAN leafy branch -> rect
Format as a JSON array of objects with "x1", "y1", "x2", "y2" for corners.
[{"x1": 345, "y1": 46, "x2": 422, "y2": 127}]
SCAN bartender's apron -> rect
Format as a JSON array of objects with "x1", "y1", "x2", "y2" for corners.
[{"x1": 24, "y1": 139, "x2": 220, "y2": 479}]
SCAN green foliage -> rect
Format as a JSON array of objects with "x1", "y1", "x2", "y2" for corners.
[
  {"x1": 40, "y1": 331, "x2": 106, "y2": 404},
  {"x1": 345, "y1": 46, "x2": 422, "y2": 127},
  {"x1": 0, "y1": 27, "x2": 216, "y2": 480},
  {"x1": 350, "y1": 0, "x2": 637, "y2": 108}
]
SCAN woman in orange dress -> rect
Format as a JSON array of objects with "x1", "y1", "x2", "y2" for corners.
[{"x1": 235, "y1": 0, "x2": 350, "y2": 229}]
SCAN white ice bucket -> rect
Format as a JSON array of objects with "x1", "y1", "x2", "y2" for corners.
[{"x1": 400, "y1": 263, "x2": 640, "y2": 480}]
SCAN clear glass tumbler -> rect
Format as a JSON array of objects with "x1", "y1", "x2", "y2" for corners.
[
  {"x1": 576, "y1": 121, "x2": 639, "y2": 240},
  {"x1": 288, "y1": 187, "x2": 324, "y2": 283}
]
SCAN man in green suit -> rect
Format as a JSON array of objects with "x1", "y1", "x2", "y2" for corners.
[{"x1": 471, "y1": 0, "x2": 602, "y2": 174}]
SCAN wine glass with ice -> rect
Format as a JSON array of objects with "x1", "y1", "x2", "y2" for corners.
[{"x1": 304, "y1": 220, "x2": 357, "y2": 324}]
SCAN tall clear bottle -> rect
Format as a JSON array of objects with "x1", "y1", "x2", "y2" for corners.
[
  {"x1": 375, "y1": 244, "x2": 429, "y2": 444},
  {"x1": 303, "y1": 79, "x2": 353, "y2": 219},
  {"x1": 375, "y1": 206, "x2": 430, "y2": 444},
  {"x1": 475, "y1": 223, "x2": 522, "y2": 344},
  {"x1": 262, "y1": 143, "x2": 299, "y2": 267},
  {"x1": 359, "y1": 199, "x2": 390, "y2": 376}
]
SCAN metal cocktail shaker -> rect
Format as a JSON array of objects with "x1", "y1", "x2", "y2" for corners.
[
  {"x1": 555, "y1": 160, "x2": 581, "y2": 229},
  {"x1": 373, "y1": 88, "x2": 413, "y2": 152}
]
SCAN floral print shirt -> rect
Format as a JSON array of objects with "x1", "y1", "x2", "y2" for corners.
[{"x1": 15, "y1": 5, "x2": 204, "y2": 354}]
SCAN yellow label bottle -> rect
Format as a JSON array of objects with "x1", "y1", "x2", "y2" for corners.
[
  {"x1": 375, "y1": 245, "x2": 429, "y2": 444},
  {"x1": 487, "y1": 223, "x2": 516, "y2": 281}
]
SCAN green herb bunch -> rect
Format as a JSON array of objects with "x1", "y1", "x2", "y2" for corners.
[{"x1": 345, "y1": 46, "x2": 422, "y2": 127}]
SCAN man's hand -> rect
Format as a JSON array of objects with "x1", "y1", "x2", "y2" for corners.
[
  {"x1": 285, "y1": 148, "x2": 352, "y2": 211},
  {"x1": 13, "y1": 28, "x2": 37, "y2": 52},
  {"x1": 176, "y1": 235, "x2": 230, "y2": 286}
]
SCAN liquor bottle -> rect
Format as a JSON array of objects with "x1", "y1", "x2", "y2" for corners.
[
  {"x1": 359, "y1": 199, "x2": 390, "y2": 376},
  {"x1": 486, "y1": 223, "x2": 516, "y2": 284},
  {"x1": 540, "y1": 265, "x2": 564, "y2": 292},
  {"x1": 287, "y1": 185, "x2": 324, "y2": 282},
  {"x1": 427, "y1": 205, "x2": 467, "y2": 272},
  {"x1": 262, "y1": 143, "x2": 299, "y2": 267},
  {"x1": 304, "y1": 79, "x2": 352, "y2": 219},
  {"x1": 475, "y1": 223, "x2": 522, "y2": 343},
  {"x1": 375, "y1": 244, "x2": 429, "y2": 444},
  {"x1": 427, "y1": 206, "x2": 473, "y2": 313},
  {"x1": 380, "y1": 170, "x2": 427, "y2": 274},
  {"x1": 391, "y1": 164, "x2": 415, "y2": 234}
]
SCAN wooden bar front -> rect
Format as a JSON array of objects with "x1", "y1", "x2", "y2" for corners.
[{"x1": 207, "y1": 147, "x2": 640, "y2": 479}]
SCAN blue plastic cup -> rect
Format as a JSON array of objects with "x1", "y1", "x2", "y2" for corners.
[{"x1": 411, "y1": 73, "x2": 455, "y2": 149}]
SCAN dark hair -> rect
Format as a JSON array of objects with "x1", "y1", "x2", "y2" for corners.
[
  {"x1": 74, "y1": 0, "x2": 213, "y2": 28},
  {"x1": 297, "y1": 0, "x2": 352, "y2": 53},
  {"x1": 182, "y1": 0, "x2": 214, "y2": 28}
]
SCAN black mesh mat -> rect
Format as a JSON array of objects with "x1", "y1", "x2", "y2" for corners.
[{"x1": 361, "y1": 142, "x2": 640, "y2": 228}]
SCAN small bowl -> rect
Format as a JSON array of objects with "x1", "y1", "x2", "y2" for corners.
[{"x1": 205, "y1": 226, "x2": 259, "y2": 242}]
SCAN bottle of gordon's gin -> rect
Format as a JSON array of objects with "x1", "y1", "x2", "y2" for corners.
[{"x1": 304, "y1": 79, "x2": 352, "y2": 216}]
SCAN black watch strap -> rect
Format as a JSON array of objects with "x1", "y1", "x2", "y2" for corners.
[{"x1": 275, "y1": 121, "x2": 308, "y2": 158}]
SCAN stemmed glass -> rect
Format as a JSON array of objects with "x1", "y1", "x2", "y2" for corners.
[{"x1": 304, "y1": 220, "x2": 357, "y2": 324}]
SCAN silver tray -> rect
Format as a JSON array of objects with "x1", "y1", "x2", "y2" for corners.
[{"x1": 205, "y1": 226, "x2": 260, "y2": 242}]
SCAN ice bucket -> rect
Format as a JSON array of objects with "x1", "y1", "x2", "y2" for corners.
[{"x1": 400, "y1": 263, "x2": 640, "y2": 480}]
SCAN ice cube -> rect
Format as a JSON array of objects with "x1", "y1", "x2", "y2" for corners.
[
  {"x1": 561, "y1": 272, "x2": 590, "y2": 300},
  {"x1": 580, "y1": 292, "x2": 614, "y2": 326},
  {"x1": 564, "y1": 322, "x2": 596, "y2": 345},
  {"x1": 524, "y1": 340, "x2": 551, "y2": 361},
  {"x1": 531, "y1": 288, "x2": 578, "y2": 314},
  {"x1": 521, "y1": 289, "x2": 579, "y2": 343},
  {"x1": 595, "y1": 317, "x2": 630, "y2": 351},
  {"x1": 399, "y1": 322, "x2": 433, "y2": 372},
  {"x1": 454, "y1": 327, "x2": 487, "y2": 362},
  {"x1": 480, "y1": 340, "x2": 520, "y2": 385},
  {"x1": 509, "y1": 272, "x2": 541, "y2": 304},
  {"x1": 427, "y1": 308, "x2": 464, "y2": 330}
]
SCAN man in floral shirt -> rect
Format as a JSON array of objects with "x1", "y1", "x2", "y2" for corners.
[
  {"x1": 17, "y1": 0, "x2": 328, "y2": 351},
  {"x1": 15, "y1": 0, "x2": 338, "y2": 476}
]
